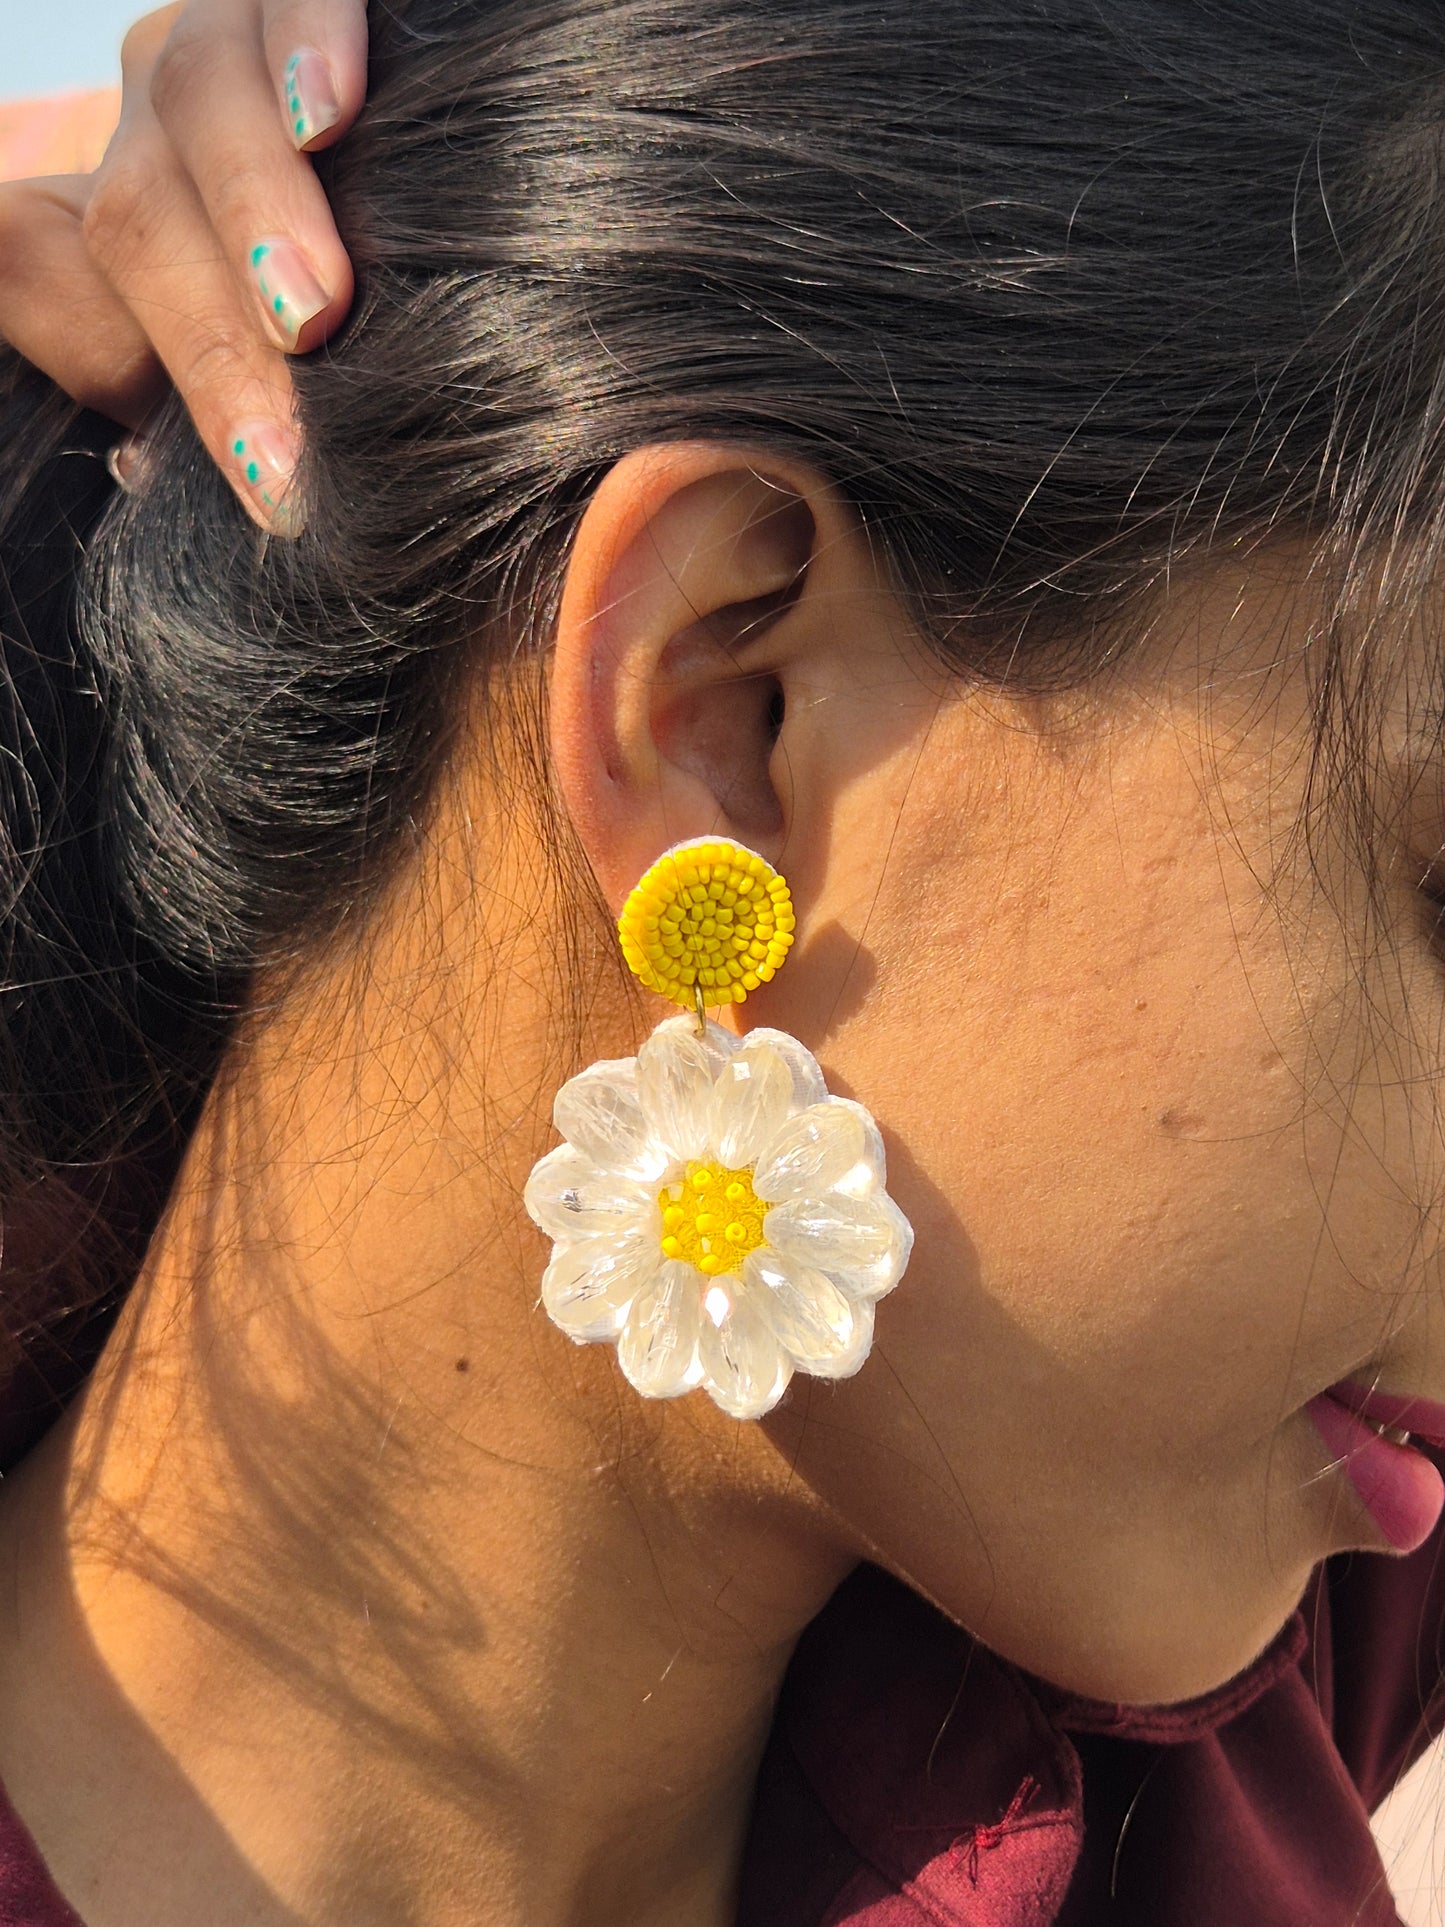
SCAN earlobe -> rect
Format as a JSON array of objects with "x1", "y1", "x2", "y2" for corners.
[{"x1": 548, "y1": 444, "x2": 816, "y2": 911}]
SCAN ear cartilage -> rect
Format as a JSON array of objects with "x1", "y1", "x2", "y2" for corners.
[{"x1": 524, "y1": 836, "x2": 912, "y2": 1420}]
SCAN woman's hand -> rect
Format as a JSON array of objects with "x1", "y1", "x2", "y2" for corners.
[{"x1": 0, "y1": 0, "x2": 366, "y2": 530}]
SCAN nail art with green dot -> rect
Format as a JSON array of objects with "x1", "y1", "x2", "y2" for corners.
[
  {"x1": 247, "y1": 238, "x2": 329, "y2": 350},
  {"x1": 231, "y1": 425, "x2": 304, "y2": 537},
  {"x1": 282, "y1": 48, "x2": 341, "y2": 149},
  {"x1": 285, "y1": 53, "x2": 309, "y2": 140}
]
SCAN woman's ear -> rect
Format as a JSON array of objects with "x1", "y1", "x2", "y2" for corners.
[{"x1": 548, "y1": 443, "x2": 822, "y2": 909}]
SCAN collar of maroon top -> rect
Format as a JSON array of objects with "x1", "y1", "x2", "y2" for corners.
[{"x1": 778, "y1": 1563, "x2": 1310, "y2": 1927}]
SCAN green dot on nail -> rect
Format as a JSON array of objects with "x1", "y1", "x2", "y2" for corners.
[
  {"x1": 233, "y1": 439, "x2": 245, "y2": 456},
  {"x1": 274, "y1": 295, "x2": 286, "y2": 315},
  {"x1": 246, "y1": 460, "x2": 261, "y2": 483},
  {"x1": 294, "y1": 118, "x2": 307, "y2": 136},
  {"x1": 251, "y1": 244, "x2": 269, "y2": 265}
]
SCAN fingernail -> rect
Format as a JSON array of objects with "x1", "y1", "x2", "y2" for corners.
[
  {"x1": 229, "y1": 421, "x2": 305, "y2": 536},
  {"x1": 283, "y1": 48, "x2": 340, "y2": 148},
  {"x1": 247, "y1": 238, "x2": 329, "y2": 350},
  {"x1": 106, "y1": 433, "x2": 147, "y2": 492}
]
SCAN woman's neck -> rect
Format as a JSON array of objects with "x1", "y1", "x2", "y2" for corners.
[{"x1": 0, "y1": 971, "x2": 856, "y2": 1927}]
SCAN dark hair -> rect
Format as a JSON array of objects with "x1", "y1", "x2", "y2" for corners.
[{"x1": 4, "y1": 0, "x2": 1445, "y2": 1449}]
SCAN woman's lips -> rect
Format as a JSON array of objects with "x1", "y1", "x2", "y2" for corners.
[
  {"x1": 1326, "y1": 1379, "x2": 1445, "y2": 1449},
  {"x1": 1306, "y1": 1387, "x2": 1445, "y2": 1555}
]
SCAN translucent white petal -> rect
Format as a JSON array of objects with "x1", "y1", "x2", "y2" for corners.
[
  {"x1": 617, "y1": 1259, "x2": 702, "y2": 1399},
  {"x1": 735, "y1": 1026, "x2": 827, "y2": 1112},
  {"x1": 763, "y1": 1191, "x2": 914, "y2": 1302},
  {"x1": 696, "y1": 1280, "x2": 793, "y2": 1419},
  {"x1": 553, "y1": 1058, "x2": 668, "y2": 1181},
  {"x1": 752, "y1": 1098, "x2": 883, "y2": 1204},
  {"x1": 524, "y1": 1144, "x2": 656, "y2": 1242},
  {"x1": 709, "y1": 1041, "x2": 794, "y2": 1168},
  {"x1": 540, "y1": 1232, "x2": 662, "y2": 1342},
  {"x1": 636, "y1": 1020, "x2": 735, "y2": 1163},
  {"x1": 744, "y1": 1247, "x2": 874, "y2": 1378}
]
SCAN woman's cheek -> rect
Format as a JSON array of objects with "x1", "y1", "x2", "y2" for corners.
[{"x1": 768, "y1": 1011, "x2": 1344, "y2": 1695}]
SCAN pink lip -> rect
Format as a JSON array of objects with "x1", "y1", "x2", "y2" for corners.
[
  {"x1": 1327, "y1": 1379, "x2": 1445, "y2": 1449},
  {"x1": 1306, "y1": 1391, "x2": 1445, "y2": 1554}
]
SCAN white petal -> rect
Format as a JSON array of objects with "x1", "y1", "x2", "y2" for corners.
[
  {"x1": 745, "y1": 1247, "x2": 874, "y2": 1377},
  {"x1": 636, "y1": 1021, "x2": 735, "y2": 1163},
  {"x1": 709, "y1": 1041, "x2": 794, "y2": 1168},
  {"x1": 553, "y1": 1058, "x2": 668, "y2": 1181},
  {"x1": 763, "y1": 1192, "x2": 914, "y2": 1302},
  {"x1": 696, "y1": 1281, "x2": 793, "y2": 1419},
  {"x1": 735, "y1": 1026, "x2": 827, "y2": 1112},
  {"x1": 524, "y1": 1144, "x2": 656, "y2": 1242},
  {"x1": 541, "y1": 1232, "x2": 661, "y2": 1342},
  {"x1": 752, "y1": 1098, "x2": 883, "y2": 1203},
  {"x1": 617, "y1": 1259, "x2": 702, "y2": 1399}
]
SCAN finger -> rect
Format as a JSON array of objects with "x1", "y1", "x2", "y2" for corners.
[
  {"x1": 111, "y1": 2, "x2": 187, "y2": 82},
  {"x1": 0, "y1": 176, "x2": 164, "y2": 428},
  {"x1": 83, "y1": 115, "x2": 304, "y2": 531},
  {"x1": 147, "y1": 0, "x2": 354, "y2": 357},
  {"x1": 262, "y1": 0, "x2": 368, "y2": 153},
  {"x1": 82, "y1": 6, "x2": 312, "y2": 529}
]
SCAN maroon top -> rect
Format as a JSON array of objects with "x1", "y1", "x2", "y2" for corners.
[
  {"x1": 2, "y1": 1453, "x2": 1443, "y2": 1924},
  {"x1": 737, "y1": 1456, "x2": 1445, "y2": 1927}
]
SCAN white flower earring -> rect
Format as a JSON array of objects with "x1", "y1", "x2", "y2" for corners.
[{"x1": 523, "y1": 837, "x2": 913, "y2": 1420}]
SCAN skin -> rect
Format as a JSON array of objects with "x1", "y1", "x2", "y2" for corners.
[
  {"x1": 0, "y1": 445, "x2": 1437, "y2": 1926},
  {"x1": 0, "y1": 0, "x2": 366, "y2": 528},
  {"x1": 3, "y1": 0, "x2": 1441, "y2": 1918}
]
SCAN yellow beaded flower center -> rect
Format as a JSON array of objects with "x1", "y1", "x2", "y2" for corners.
[
  {"x1": 658, "y1": 1162, "x2": 769, "y2": 1276},
  {"x1": 618, "y1": 837, "x2": 795, "y2": 1009}
]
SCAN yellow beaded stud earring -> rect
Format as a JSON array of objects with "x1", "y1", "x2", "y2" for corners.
[
  {"x1": 523, "y1": 836, "x2": 913, "y2": 1419},
  {"x1": 617, "y1": 836, "x2": 797, "y2": 1027}
]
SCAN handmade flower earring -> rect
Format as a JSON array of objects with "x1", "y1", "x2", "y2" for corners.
[{"x1": 523, "y1": 836, "x2": 913, "y2": 1420}]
